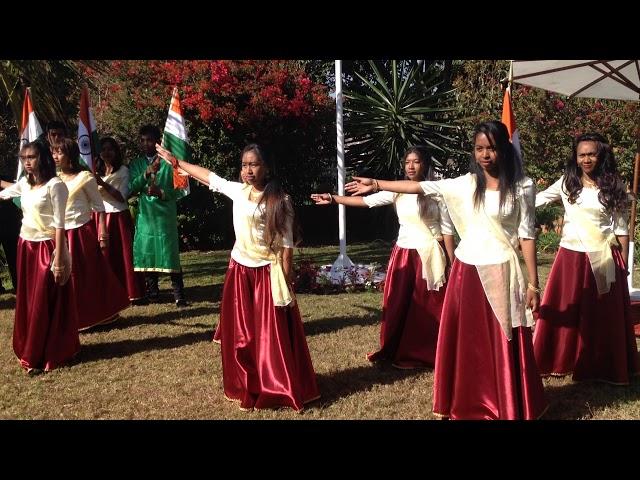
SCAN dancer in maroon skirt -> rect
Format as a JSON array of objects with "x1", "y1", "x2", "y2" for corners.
[
  {"x1": 534, "y1": 133, "x2": 640, "y2": 384},
  {"x1": 156, "y1": 142, "x2": 319, "y2": 412},
  {"x1": 52, "y1": 138, "x2": 129, "y2": 330},
  {"x1": 94, "y1": 137, "x2": 145, "y2": 302},
  {"x1": 346, "y1": 121, "x2": 547, "y2": 420},
  {"x1": 311, "y1": 146, "x2": 455, "y2": 369},
  {"x1": 0, "y1": 140, "x2": 79, "y2": 374}
]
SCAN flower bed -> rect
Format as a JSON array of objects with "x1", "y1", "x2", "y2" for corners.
[{"x1": 294, "y1": 261, "x2": 386, "y2": 294}]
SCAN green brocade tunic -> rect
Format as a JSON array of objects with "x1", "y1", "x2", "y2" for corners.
[{"x1": 129, "y1": 155, "x2": 182, "y2": 273}]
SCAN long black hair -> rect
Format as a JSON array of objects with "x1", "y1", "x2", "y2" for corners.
[
  {"x1": 242, "y1": 144, "x2": 301, "y2": 253},
  {"x1": 403, "y1": 146, "x2": 436, "y2": 224},
  {"x1": 21, "y1": 139, "x2": 57, "y2": 186},
  {"x1": 95, "y1": 137, "x2": 124, "y2": 176},
  {"x1": 468, "y1": 120, "x2": 524, "y2": 211},
  {"x1": 562, "y1": 132, "x2": 629, "y2": 213}
]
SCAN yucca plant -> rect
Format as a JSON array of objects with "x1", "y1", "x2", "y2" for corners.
[{"x1": 344, "y1": 60, "x2": 464, "y2": 179}]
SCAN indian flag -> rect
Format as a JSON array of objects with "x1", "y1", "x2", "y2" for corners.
[
  {"x1": 501, "y1": 62, "x2": 523, "y2": 169},
  {"x1": 77, "y1": 85, "x2": 100, "y2": 172},
  {"x1": 17, "y1": 87, "x2": 43, "y2": 181},
  {"x1": 162, "y1": 86, "x2": 191, "y2": 198}
]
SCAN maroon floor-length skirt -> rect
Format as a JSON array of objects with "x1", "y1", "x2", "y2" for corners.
[
  {"x1": 94, "y1": 210, "x2": 145, "y2": 301},
  {"x1": 218, "y1": 258, "x2": 320, "y2": 411},
  {"x1": 367, "y1": 244, "x2": 446, "y2": 368},
  {"x1": 533, "y1": 247, "x2": 640, "y2": 384},
  {"x1": 433, "y1": 259, "x2": 547, "y2": 420},
  {"x1": 67, "y1": 221, "x2": 130, "y2": 330},
  {"x1": 14, "y1": 238, "x2": 80, "y2": 372}
]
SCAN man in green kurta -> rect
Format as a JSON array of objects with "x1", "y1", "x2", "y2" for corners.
[{"x1": 129, "y1": 124, "x2": 187, "y2": 307}]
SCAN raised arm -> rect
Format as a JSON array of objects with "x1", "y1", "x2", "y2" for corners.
[
  {"x1": 345, "y1": 177, "x2": 423, "y2": 196},
  {"x1": 535, "y1": 177, "x2": 562, "y2": 208},
  {"x1": 311, "y1": 193, "x2": 367, "y2": 207},
  {"x1": 0, "y1": 179, "x2": 22, "y2": 200},
  {"x1": 156, "y1": 144, "x2": 211, "y2": 186}
]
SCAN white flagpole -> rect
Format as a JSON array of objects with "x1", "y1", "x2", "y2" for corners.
[
  {"x1": 629, "y1": 151, "x2": 639, "y2": 296},
  {"x1": 331, "y1": 60, "x2": 353, "y2": 278}
]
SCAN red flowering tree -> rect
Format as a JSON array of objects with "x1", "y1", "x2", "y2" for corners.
[{"x1": 89, "y1": 60, "x2": 335, "y2": 249}]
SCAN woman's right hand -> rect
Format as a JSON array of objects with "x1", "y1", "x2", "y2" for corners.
[
  {"x1": 345, "y1": 177, "x2": 374, "y2": 196},
  {"x1": 310, "y1": 193, "x2": 332, "y2": 205},
  {"x1": 52, "y1": 262, "x2": 65, "y2": 284}
]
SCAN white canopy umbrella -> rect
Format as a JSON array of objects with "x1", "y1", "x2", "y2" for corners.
[{"x1": 512, "y1": 60, "x2": 640, "y2": 294}]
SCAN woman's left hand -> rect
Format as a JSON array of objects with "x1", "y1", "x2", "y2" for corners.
[
  {"x1": 345, "y1": 177, "x2": 374, "y2": 196},
  {"x1": 526, "y1": 289, "x2": 539, "y2": 313}
]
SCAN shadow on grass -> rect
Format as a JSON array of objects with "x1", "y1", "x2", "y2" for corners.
[
  {"x1": 310, "y1": 362, "x2": 427, "y2": 410},
  {"x1": 76, "y1": 330, "x2": 215, "y2": 364},
  {"x1": 84, "y1": 306, "x2": 217, "y2": 332},
  {"x1": 542, "y1": 375, "x2": 640, "y2": 419},
  {"x1": 184, "y1": 284, "x2": 224, "y2": 304},
  {"x1": 0, "y1": 295, "x2": 16, "y2": 310},
  {"x1": 183, "y1": 261, "x2": 230, "y2": 282},
  {"x1": 303, "y1": 305, "x2": 381, "y2": 336},
  {"x1": 0, "y1": 296, "x2": 16, "y2": 310},
  {"x1": 296, "y1": 241, "x2": 393, "y2": 267}
]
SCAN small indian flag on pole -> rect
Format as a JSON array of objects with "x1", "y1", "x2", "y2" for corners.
[
  {"x1": 17, "y1": 87, "x2": 43, "y2": 181},
  {"x1": 162, "y1": 86, "x2": 191, "y2": 198},
  {"x1": 77, "y1": 85, "x2": 100, "y2": 172},
  {"x1": 501, "y1": 61, "x2": 523, "y2": 170}
]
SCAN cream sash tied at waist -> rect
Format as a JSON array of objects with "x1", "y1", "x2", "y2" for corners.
[
  {"x1": 24, "y1": 192, "x2": 72, "y2": 286},
  {"x1": 439, "y1": 175, "x2": 533, "y2": 340},
  {"x1": 237, "y1": 185, "x2": 293, "y2": 307},
  {"x1": 397, "y1": 195, "x2": 447, "y2": 290},
  {"x1": 564, "y1": 199, "x2": 618, "y2": 295}
]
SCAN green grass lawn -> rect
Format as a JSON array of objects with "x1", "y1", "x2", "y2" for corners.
[{"x1": 1, "y1": 242, "x2": 639, "y2": 419}]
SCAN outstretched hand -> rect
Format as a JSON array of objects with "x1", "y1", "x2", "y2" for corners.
[
  {"x1": 155, "y1": 144, "x2": 176, "y2": 166},
  {"x1": 345, "y1": 176, "x2": 375, "y2": 196},
  {"x1": 310, "y1": 193, "x2": 332, "y2": 205}
]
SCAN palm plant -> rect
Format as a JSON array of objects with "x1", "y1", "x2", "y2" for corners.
[{"x1": 344, "y1": 60, "x2": 464, "y2": 179}]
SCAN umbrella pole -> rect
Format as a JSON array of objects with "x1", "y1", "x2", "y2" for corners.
[{"x1": 629, "y1": 149, "x2": 640, "y2": 293}]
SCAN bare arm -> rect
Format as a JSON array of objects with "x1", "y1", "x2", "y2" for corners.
[
  {"x1": 345, "y1": 177, "x2": 423, "y2": 196},
  {"x1": 310, "y1": 193, "x2": 367, "y2": 207},
  {"x1": 97, "y1": 212, "x2": 108, "y2": 249},
  {"x1": 282, "y1": 247, "x2": 294, "y2": 284},
  {"x1": 52, "y1": 228, "x2": 66, "y2": 284},
  {"x1": 617, "y1": 235, "x2": 630, "y2": 271},
  {"x1": 519, "y1": 238, "x2": 540, "y2": 312},
  {"x1": 0, "y1": 180, "x2": 15, "y2": 189},
  {"x1": 156, "y1": 144, "x2": 211, "y2": 186},
  {"x1": 95, "y1": 174, "x2": 126, "y2": 203},
  {"x1": 443, "y1": 234, "x2": 456, "y2": 266}
]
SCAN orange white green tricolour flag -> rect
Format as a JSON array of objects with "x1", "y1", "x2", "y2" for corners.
[
  {"x1": 162, "y1": 86, "x2": 191, "y2": 198},
  {"x1": 17, "y1": 88, "x2": 43, "y2": 181},
  {"x1": 77, "y1": 85, "x2": 100, "y2": 172}
]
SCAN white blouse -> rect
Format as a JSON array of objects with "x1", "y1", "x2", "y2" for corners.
[
  {"x1": 420, "y1": 175, "x2": 536, "y2": 265},
  {"x1": 536, "y1": 176, "x2": 628, "y2": 252},
  {"x1": 362, "y1": 191, "x2": 454, "y2": 248},
  {"x1": 208, "y1": 173, "x2": 294, "y2": 267},
  {"x1": 60, "y1": 171, "x2": 105, "y2": 229},
  {"x1": 0, "y1": 176, "x2": 68, "y2": 241},
  {"x1": 99, "y1": 166, "x2": 130, "y2": 213}
]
